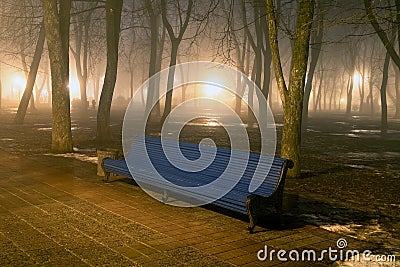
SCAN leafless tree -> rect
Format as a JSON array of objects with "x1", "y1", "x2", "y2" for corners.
[
  {"x1": 160, "y1": 0, "x2": 193, "y2": 124},
  {"x1": 266, "y1": 0, "x2": 315, "y2": 178},
  {"x1": 41, "y1": 0, "x2": 73, "y2": 153},
  {"x1": 14, "y1": 21, "x2": 45, "y2": 124},
  {"x1": 97, "y1": 0, "x2": 123, "y2": 146}
]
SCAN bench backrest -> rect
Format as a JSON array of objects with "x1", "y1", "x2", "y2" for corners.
[{"x1": 115, "y1": 136, "x2": 292, "y2": 206}]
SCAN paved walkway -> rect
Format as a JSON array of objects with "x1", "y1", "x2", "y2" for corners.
[{"x1": 0, "y1": 149, "x2": 373, "y2": 266}]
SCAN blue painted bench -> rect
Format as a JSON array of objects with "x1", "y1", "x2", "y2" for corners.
[{"x1": 102, "y1": 136, "x2": 293, "y2": 233}]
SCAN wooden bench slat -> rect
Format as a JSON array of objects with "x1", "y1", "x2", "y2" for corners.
[{"x1": 102, "y1": 136, "x2": 293, "y2": 233}]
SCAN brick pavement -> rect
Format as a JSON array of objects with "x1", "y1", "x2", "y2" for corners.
[{"x1": 0, "y1": 149, "x2": 375, "y2": 266}]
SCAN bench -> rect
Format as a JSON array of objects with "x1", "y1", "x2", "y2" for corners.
[{"x1": 102, "y1": 136, "x2": 293, "y2": 233}]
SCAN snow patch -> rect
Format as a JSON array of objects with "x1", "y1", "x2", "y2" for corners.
[
  {"x1": 37, "y1": 127, "x2": 52, "y2": 131},
  {"x1": 0, "y1": 138, "x2": 15, "y2": 141},
  {"x1": 333, "y1": 255, "x2": 397, "y2": 267},
  {"x1": 44, "y1": 153, "x2": 98, "y2": 164},
  {"x1": 321, "y1": 224, "x2": 356, "y2": 235}
]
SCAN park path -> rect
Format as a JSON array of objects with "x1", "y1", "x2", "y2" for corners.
[{"x1": 0, "y1": 149, "x2": 373, "y2": 266}]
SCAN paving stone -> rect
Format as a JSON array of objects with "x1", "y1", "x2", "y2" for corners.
[{"x1": 0, "y1": 150, "x2": 378, "y2": 266}]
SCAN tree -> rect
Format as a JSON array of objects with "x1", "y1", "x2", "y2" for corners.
[
  {"x1": 0, "y1": 1, "x2": 2, "y2": 110},
  {"x1": 364, "y1": 0, "x2": 400, "y2": 69},
  {"x1": 41, "y1": 0, "x2": 73, "y2": 153},
  {"x1": 380, "y1": 50, "x2": 390, "y2": 133},
  {"x1": 344, "y1": 43, "x2": 357, "y2": 116},
  {"x1": 393, "y1": 64, "x2": 400, "y2": 118},
  {"x1": 96, "y1": 0, "x2": 123, "y2": 146},
  {"x1": 364, "y1": 0, "x2": 399, "y2": 128},
  {"x1": 218, "y1": 0, "x2": 251, "y2": 116},
  {"x1": 145, "y1": 0, "x2": 162, "y2": 119},
  {"x1": 125, "y1": 0, "x2": 139, "y2": 99},
  {"x1": 302, "y1": 0, "x2": 323, "y2": 123},
  {"x1": 0, "y1": 63, "x2": 2, "y2": 109},
  {"x1": 160, "y1": 0, "x2": 193, "y2": 125},
  {"x1": 266, "y1": 0, "x2": 314, "y2": 178},
  {"x1": 14, "y1": 21, "x2": 45, "y2": 124},
  {"x1": 241, "y1": 0, "x2": 272, "y2": 122},
  {"x1": 70, "y1": 2, "x2": 97, "y2": 110}
]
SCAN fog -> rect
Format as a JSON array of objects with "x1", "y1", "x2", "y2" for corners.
[{"x1": 0, "y1": 0, "x2": 398, "y2": 120}]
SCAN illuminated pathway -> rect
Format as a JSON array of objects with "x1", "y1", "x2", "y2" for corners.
[{"x1": 0, "y1": 149, "x2": 377, "y2": 266}]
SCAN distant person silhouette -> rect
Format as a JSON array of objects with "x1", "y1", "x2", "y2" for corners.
[{"x1": 92, "y1": 99, "x2": 96, "y2": 110}]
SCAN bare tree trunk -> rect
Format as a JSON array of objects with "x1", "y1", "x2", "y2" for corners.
[
  {"x1": 145, "y1": 1, "x2": 160, "y2": 119},
  {"x1": 41, "y1": 0, "x2": 73, "y2": 153},
  {"x1": 368, "y1": 73, "x2": 374, "y2": 115},
  {"x1": 395, "y1": 0, "x2": 400, "y2": 118},
  {"x1": 303, "y1": 0, "x2": 323, "y2": 123},
  {"x1": 94, "y1": 70, "x2": 100, "y2": 103},
  {"x1": 364, "y1": 0, "x2": 400, "y2": 69},
  {"x1": 381, "y1": 51, "x2": 390, "y2": 133},
  {"x1": 71, "y1": 7, "x2": 93, "y2": 110},
  {"x1": 314, "y1": 64, "x2": 323, "y2": 111},
  {"x1": 35, "y1": 76, "x2": 46, "y2": 105},
  {"x1": 242, "y1": 0, "x2": 270, "y2": 121},
  {"x1": 345, "y1": 46, "x2": 356, "y2": 116},
  {"x1": 329, "y1": 78, "x2": 335, "y2": 111},
  {"x1": 323, "y1": 76, "x2": 328, "y2": 111},
  {"x1": 346, "y1": 75, "x2": 354, "y2": 115},
  {"x1": 160, "y1": 0, "x2": 193, "y2": 125},
  {"x1": 235, "y1": 38, "x2": 250, "y2": 116},
  {"x1": 260, "y1": 3, "x2": 272, "y2": 105},
  {"x1": 46, "y1": 70, "x2": 51, "y2": 104},
  {"x1": 153, "y1": 26, "x2": 166, "y2": 117},
  {"x1": 220, "y1": 0, "x2": 248, "y2": 117},
  {"x1": 14, "y1": 22, "x2": 45, "y2": 124},
  {"x1": 367, "y1": 42, "x2": 376, "y2": 115},
  {"x1": 394, "y1": 67, "x2": 400, "y2": 118},
  {"x1": 359, "y1": 45, "x2": 367, "y2": 113},
  {"x1": 266, "y1": 0, "x2": 314, "y2": 178},
  {"x1": 97, "y1": 0, "x2": 123, "y2": 146},
  {"x1": 248, "y1": 57, "x2": 256, "y2": 123},
  {"x1": 0, "y1": 63, "x2": 2, "y2": 109},
  {"x1": 161, "y1": 42, "x2": 178, "y2": 124},
  {"x1": 35, "y1": 63, "x2": 48, "y2": 105},
  {"x1": 338, "y1": 73, "x2": 347, "y2": 111},
  {"x1": 81, "y1": 10, "x2": 91, "y2": 107},
  {"x1": 20, "y1": 40, "x2": 37, "y2": 111}
]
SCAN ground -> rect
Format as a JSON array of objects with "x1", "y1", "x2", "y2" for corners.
[{"x1": 0, "y1": 106, "x2": 399, "y2": 265}]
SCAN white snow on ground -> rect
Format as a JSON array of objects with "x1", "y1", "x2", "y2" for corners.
[
  {"x1": 0, "y1": 138, "x2": 15, "y2": 141},
  {"x1": 37, "y1": 127, "x2": 52, "y2": 131},
  {"x1": 321, "y1": 224, "x2": 357, "y2": 235},
  {"x1": 44, "y1": 153, "x2": 98, "y2": 164},
  {"x1": 321, "y1": 224, "x2": 398, "y2": 267},
  {"x1": 333, "y1": 255, "x2": 397, "y2": 267}
]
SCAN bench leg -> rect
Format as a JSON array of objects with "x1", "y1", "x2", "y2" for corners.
[
  {"x1": 275, "y1": 201, "x2": 283, "y2": 226},
  {"x1": 274, "y1": 189, "x2": 284, "y2": 226},
  {"x1": 103, "y1": 172, "x2": 110, "y2": 183},
  {"x1": 162, "y1": 189, "x2": 169, "y2": 203},
  {"x1": 246, "y1": 195, "x2": 258, "y2": 234}
]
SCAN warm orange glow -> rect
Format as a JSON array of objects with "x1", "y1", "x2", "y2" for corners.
[
  {"x1": 13, "y1": 75, "x2": 26, "y2": 88},
  {"x1": 202, "y1": 84, "x2": 222, "y2": 98},
  {"x1": 353, "y1": 72, "x2": 362, "y2": 87},
  {"x1": 11, "y1": 74, "x2": 27, "y2": 100},
  {"x1": 69, "y1": 77, "x2": 80, "y2": 99}
]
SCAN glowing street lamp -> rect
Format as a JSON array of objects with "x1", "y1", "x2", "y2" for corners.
[
  {"x1": 353, "y1": 72, "x2": 362, "y2": 87},
  {"x1": 202, "y1": 84, "x2": 222, "y2": 98},
  {"x1": 13, "y1": 75, "x2": 26, "y2": 101}
]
